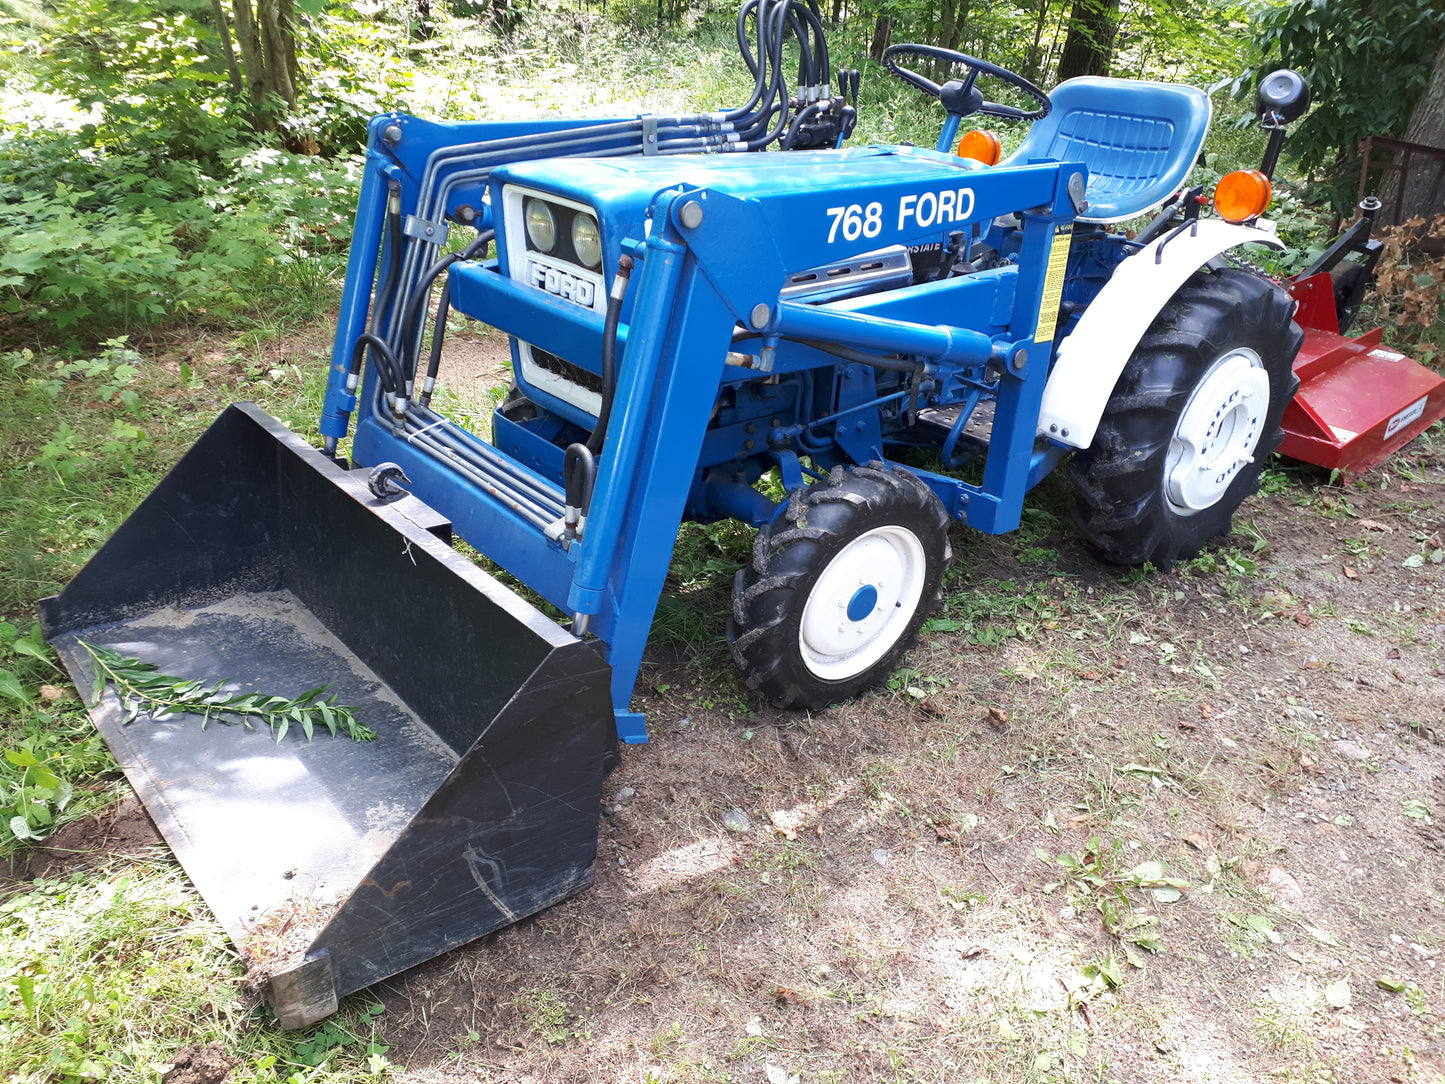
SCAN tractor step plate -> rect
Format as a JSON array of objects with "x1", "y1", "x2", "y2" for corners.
[{"x1": 917, "y1": 400, "x2": 996, "y2": 445}]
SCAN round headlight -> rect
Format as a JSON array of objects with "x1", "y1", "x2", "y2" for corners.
[
  {"x1": 524, "y1": 199, "x2": 556, "y2": 252},
  {"x1": 571, "y1": 214, "x2": 602, "y2": 269}
]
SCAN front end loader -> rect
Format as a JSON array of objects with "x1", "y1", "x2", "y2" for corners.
[{"x1": 43, "y1": 5, "x2": 1434, "y2": 1025}]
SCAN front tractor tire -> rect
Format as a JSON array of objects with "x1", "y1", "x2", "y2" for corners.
[
  {"x1": 1069, "y1": 267, "x2": 1302, "y2": 570},
  {"x1": 729, "y1": 463, "x2": 951, "y2": 710}
]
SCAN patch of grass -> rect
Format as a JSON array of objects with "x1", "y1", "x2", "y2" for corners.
[
  {"x1": 0, "y1": 625, "x2": 114, "y2": 851},
  {"x1": 0, "y1": 864, "x2": 395, "y2": 1082},
  {"x1": 514, "y1": 988, "x2": 583, "y2": 1045}
]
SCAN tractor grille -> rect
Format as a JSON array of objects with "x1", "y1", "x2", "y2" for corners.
[
  {"x1": 530, "y1": 348, "x2": 603, "y2": 397},
  {"x1": 502, "y1": 182, "x2": 607, "y2": 417}
]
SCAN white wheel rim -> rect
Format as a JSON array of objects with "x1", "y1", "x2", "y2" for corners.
[
  {"x1": 1164, "y1": 349, "x2": 1271, "y2": 515},
  {"x1": 798, "y1": 525, "x2": 928, "y2": 681}
]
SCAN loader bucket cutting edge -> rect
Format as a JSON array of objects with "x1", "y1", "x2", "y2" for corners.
[{"x1": 39, "y1": 403, "x2": 613, "y2": 1029}]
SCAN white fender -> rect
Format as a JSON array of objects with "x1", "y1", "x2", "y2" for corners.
[{"x1": 1037, "y1": 219, "x2": 1286, "y2": 450}]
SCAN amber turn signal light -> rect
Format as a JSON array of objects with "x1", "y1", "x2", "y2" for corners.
[
  {"x1": 1213, "y1": 169, "x2": 1272, "y2": 223},
  {"x1": 956, "y1": 129, "x2": 1001, "y2": 166}
]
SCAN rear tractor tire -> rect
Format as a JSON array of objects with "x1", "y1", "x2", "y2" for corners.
[
  {"x1": 1069, "y1": 267, "x2": 1302, "y2": 570},
  {"x1": 729, "y1": 463, "x2": 951, "y2": 710}
]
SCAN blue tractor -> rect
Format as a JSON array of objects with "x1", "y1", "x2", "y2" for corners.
[
  {"x1": 322, "y1": 40, "x2": 1300, "y2": 737},
  {"x1": 43, "y1": 10, "x2": 1307, "y2": 1025}
]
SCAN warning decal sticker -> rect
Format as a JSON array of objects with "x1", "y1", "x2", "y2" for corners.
[
  {"x1": 1034, "y1": 224, "x2": 1073, "y2": 344},
  {"x1": 1384, "y1": 395, "x2": 1429, "y2": 441}
]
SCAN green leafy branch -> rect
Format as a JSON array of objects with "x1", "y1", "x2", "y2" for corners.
[{"x1": 78, "y1": 641, "x2": 375, "y2": 744}]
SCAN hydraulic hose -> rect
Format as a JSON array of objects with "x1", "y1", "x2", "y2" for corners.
[
  {"x1": 348, "y1": 180, "x2": 404, "y2": 394},
  {"x1": 787, "y1": 7, "x2": 813, "y2": 92},
  {"x1": 419, "y1": 277, "x2": 452, "y2": 407},
  {"x1": 742, "y1": 1, "x2": 797, "y2": 147},
  {"x1": 419, "y1": 229, "x2": 495, "y2": 405},
  {"x1": 801, "y1": 0, "x2": 830, "y2": 89},
  {"x1": 587, "y1": 254, "x2": 634, "y2": 456},
  {"x1": 732, "y1": 0, "x2": 792, "y2": 135},
  {"x1": 735, "y1": 0, "x2": 763, "y2": 78},
  {"x1": 562, "y1": 443, "x2": 596, "y2": 531},
  {"x1": 398, "y1": 252, "x2": 461, "y2": 387},
  {"x1": 350, "y1": 332, "x2": 405, "y2": 401},
  {"x1": 562, "y1": 253, "x2": 635, "y2": 537}
]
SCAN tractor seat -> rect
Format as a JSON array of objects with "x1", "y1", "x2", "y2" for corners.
[{"x1": 1001, "y1": 76, "x2": 1211, "y2": 224}]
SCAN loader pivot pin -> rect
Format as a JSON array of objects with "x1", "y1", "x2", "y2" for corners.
[{"x1": 367, "y1": 462, "x2": 413, "y2": 500}]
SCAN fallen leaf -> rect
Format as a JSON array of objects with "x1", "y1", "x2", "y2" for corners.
[
  {"x1": 1199, "y1": 701, "x2": 1212, "y2": 718},
  {"x1": 1343, "y1": 566, "x2": 1360, "y2": 580},
  {"x1": 1265, "y1": 866, "x2": 1304, "y2": 905},
  {"x1": 1302, "y1": 923, "x2": 1342, "y2": 947},
  {"x1": 768, "y1": 809, "x2": 806, "y2": 840},
  {"x1": 1324, "y1": 977, "x2": 1352, "y2": 1008}
]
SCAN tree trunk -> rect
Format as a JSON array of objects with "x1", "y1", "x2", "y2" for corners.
[
  {"x1": 231, "y1": 0, "x2": 298, "y2": 128},
  {"x1": 1055, "y1": 0, "x2": 1119, "y2": 82},
  {"x1": 1023, "y1": 0, "x2": 1052, "y2": 83},
  {"x1": 210, "y1": 0, "x2": 244, "y2": 97},
  {"x1": 1399, "y1": 44, "x2": 1445, "y2": 220},
  {"x1": 938, "y1": 0, "x2": 968, "y2": 57},
  {"x1": 489, "y1": 0, "x2": 517, "y2": 36},
  {"x1": 869, "y1": 15, "x2": 894, "y2": 63}
]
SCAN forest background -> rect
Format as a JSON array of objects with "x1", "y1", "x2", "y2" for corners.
[{"x1": 0, "y1": 0, "x2": 1442, "y2": 346}]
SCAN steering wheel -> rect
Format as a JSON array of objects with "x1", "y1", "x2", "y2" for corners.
[{"x1": 882, "y1": 43, "x2": 1051, "y2": 123}]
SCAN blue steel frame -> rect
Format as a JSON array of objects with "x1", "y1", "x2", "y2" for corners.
[{"x1": 322, "y1": 113, "x2": 1086, "y2": 744}]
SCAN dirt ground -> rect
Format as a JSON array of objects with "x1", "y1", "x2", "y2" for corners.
[
  {"x1": 22, "y1": 326, "x2": 1445, "y2": 1083},
  {"x1": 346, "y1": 335, "x2": 1444, "y2": 1083}
]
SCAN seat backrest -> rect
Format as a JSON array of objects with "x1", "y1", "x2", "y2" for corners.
[{"x1": 1002, "y1": 76, "x2": 1212, "y2": 224}]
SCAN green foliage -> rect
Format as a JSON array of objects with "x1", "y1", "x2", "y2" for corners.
[
  {"x1": 293, "y1": 1003, "x2": 390, "y2": 1069},
  {"x1": 36, "y1": 0, "x2": 250, "y2": 160},
  {"x1": 1241, "y1": 0, "x2": 1445, "y2": 209},
  {"x1": 1039, "y1": 837, "x2": 1187, "y2": 966},
  {"x1": 0, "y1": 122, "x2": 361, "y2": 337},
  {"x1": 0, "y1": 858, "x2": 398, "y2": 1080},
  {"x1": 2, "y1": 739, "x2": 72, "y2": 843},
  {"x1": 0, "y1": 622, "x2": 113, "y2": 849},
  {"x1": 0, "y1": 0, "x2": 370, "y2": 341},
  {"x1": 79, "y1": 641, "x2": 376, "y2": 743}
]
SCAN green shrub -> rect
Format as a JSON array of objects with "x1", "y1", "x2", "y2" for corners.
[{"x1": 0, "y1": 128, "x2": 360, "y2": 339}]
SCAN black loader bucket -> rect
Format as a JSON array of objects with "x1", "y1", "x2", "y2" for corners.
[{"x1": 39, "y1": 404, "x2": 612, "y2": 1028}]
